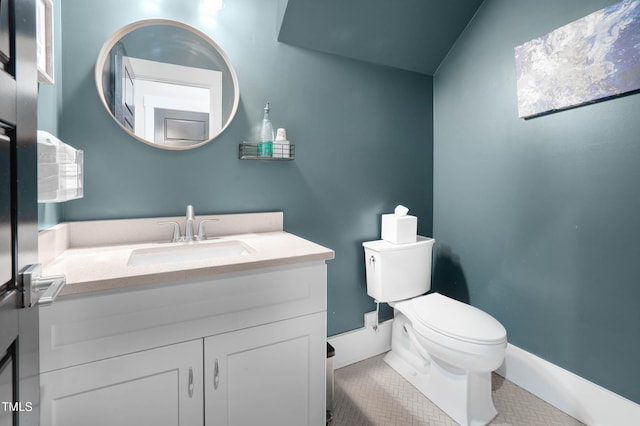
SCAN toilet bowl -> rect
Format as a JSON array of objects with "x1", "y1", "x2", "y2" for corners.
[{"x1": 363, "y1": 238, "x2": 507, "y2": 426}]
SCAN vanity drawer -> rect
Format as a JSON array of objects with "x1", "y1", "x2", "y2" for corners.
[{"x1": 40, "y1": 262, "x2": 327, "y2": 373}]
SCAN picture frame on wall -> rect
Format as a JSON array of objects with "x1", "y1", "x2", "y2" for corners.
[
  {"x1": 514, "y1": 0, "x2": 640, "y2": 119},
  {"x1": 37, "y1": 0, "x2": 54, "y2": 84}
]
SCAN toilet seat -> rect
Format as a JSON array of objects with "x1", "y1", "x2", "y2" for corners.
[{"x1": 395, "y1": 293, "x2": 507, "y2": 346}]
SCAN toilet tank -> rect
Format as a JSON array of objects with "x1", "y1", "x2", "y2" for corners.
[{"x1": 362, "y1": 237, "x2": 435, "y2": 303}]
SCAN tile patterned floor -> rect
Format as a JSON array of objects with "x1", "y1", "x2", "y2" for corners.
[{"x1": 330, "y1": 353, "x2": 584, "y2": 426}]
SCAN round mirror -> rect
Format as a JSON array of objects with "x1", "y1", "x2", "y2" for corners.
[{"x1": 95, "y1": 19, "x2": 240, "y2": 150}]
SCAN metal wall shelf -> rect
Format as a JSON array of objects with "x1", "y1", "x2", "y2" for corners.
[{"x1": 239, "y1": 143, "x2": 295, "y2": 160}]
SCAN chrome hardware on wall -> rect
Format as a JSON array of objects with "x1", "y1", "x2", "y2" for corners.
[
  {"x1": 213, "y1": 359, "x2": 219, "y2": 390},
  {"x1": 20, "y1": 264, "x2": 66, "y2": 307},
  {"x1": 188, "y1": 367, "x2": 194, "y2": 398},
  {"x1": 239, "y1": 142, "x2": 295, "y2": 160}
]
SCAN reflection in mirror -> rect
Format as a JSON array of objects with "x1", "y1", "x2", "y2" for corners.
[{"x1": 95, "y1": 19, "x2": 239, "y2": 150}]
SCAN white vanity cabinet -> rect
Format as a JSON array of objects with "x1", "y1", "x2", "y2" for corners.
[
  {"x1": 40, "y1": 339, "x2": 204, "y2": 426},
  {"x1": 39, "y1": 262, "x2": 328, "y2": 426},
  {"x1": 204, "y1": 312, "x2": 326, "y2": 425}
]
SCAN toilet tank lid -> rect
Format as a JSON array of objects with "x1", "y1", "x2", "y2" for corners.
[
  {"x1": 408, "y1": 293, "x2": 507, "y2": 345},
  {"x1": 362, "y1": 236, "x2": 434, "y2": 251}
]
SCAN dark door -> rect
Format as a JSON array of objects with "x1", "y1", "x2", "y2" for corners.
[
  {"x1": 114, "y1": 42, "x2": 135, "y2": 131},
  {"x1": 1, "y1": 0, "x2": 40, "y2": 424}
]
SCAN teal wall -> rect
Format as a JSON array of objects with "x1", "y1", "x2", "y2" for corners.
[
  {"x1": 43, "y1": 0, "x2": 433, "y2": 336},
  {"x1": 433, "y1": 0, "x2": 640, "y2": 404},
  {"x1": 38, "y1": 0, "x2": 640, "y2": 406}
]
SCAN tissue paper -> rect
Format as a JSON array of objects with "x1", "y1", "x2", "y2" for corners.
[
  {"x1": 37, "y1": 131, "x2": 84, "y2": 203},
  {"x1": 394, "y1": 205, "x2": 409, "y2": 217}
]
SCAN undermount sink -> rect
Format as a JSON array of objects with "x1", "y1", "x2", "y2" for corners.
[{"x1": 127, "y1": 240, "x2": 253, "y2": 267}]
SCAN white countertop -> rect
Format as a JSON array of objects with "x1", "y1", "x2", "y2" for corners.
[{"x1": 39, "y1": 213, "x2": 334, "y2": 296}]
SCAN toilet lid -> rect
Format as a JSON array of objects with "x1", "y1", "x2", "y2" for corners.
[{"x1": 409, "y1": 293, "x2": 506, "y2": 345}]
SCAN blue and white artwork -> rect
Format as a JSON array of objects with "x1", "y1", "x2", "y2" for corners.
[{"x1": 515, "y1": 0, "x2": 640, "y2": 118}]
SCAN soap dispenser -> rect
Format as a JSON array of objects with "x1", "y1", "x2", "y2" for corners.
[{"x1": 258, "y1": 102, "x2": 274, "y2": 157}]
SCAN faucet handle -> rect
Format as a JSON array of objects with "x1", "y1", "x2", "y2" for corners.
[
  {"x1": 159, "y1": 221, "x2": 182, "y2": 242},
  {"x1": 196, "y1": 219, "x2": 220, "y2": 241}
]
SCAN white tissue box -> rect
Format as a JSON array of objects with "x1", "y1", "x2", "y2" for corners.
[{"x1": 381, "y1": 214, "x2": 417, "y2": 244}]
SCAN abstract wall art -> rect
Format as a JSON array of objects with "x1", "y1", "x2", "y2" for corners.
[{"x1": 515, "y1": 0, "x2": 640, "y2": 118}]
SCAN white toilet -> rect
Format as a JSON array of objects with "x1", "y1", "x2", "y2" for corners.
[{"x1": 363, "y1": 236, "x2": 507, "y2": 426}]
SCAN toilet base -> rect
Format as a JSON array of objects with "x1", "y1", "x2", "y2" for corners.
[{"x1": 384, "y1": 317, "x2": 498, "y2": 426}]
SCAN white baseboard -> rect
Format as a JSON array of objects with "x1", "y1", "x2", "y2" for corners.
[
  {"x1": 329, "y1": 322, "x2": 640, "y2": 425},
  {"x1": 328, "y1": 319, "x2": 392, "y2": 370},
  {"x1": 497, "y1": 343, "x2": 640, "y2": 426}
]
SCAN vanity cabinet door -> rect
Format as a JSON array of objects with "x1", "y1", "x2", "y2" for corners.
[
  {"x1": 40, "y1": 339, "x2": 203, "y2": 426},
  {"x1": 204, "y1": 312, "x2": 326, "y2": 426}
]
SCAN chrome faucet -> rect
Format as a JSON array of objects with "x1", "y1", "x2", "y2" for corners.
[
  {"x1": 159, "y1": 205, "x2": 219, "y2": 242},
  {"x1": 185, "y1": 205, "x2": 195, "y2": 241}
]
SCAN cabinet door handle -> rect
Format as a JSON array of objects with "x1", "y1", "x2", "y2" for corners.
[
  {"x1": 213, "y1": 359, "x2": 219, "y2": 390},
  {"x1": 188, "y1": 367, "x2": 194, "y2": 398}
]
